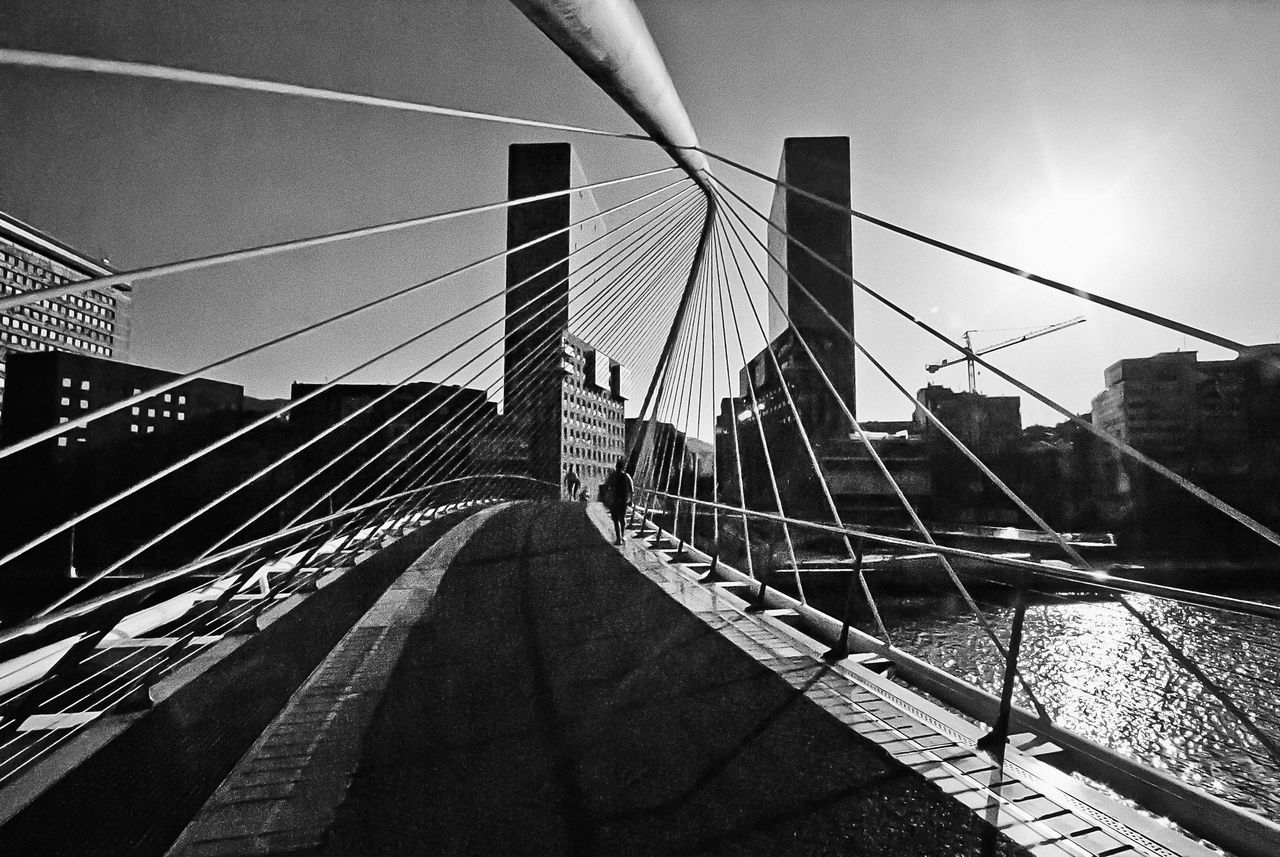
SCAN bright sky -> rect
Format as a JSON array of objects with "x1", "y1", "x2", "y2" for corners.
[{"x1": 3, "y1": 0, "x2": 1279, "y2": 433}]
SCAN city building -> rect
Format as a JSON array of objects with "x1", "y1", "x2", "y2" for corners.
[
  {"x1": 0, "y1": 210, "x2": 132, "y2": 420},
  {"x1": 722, "y1": 137, "x2": 859, "y2": 531},
  {"x1": 1, "y1": 350, "x2": 242, "y2": 457},
  {"x1": 1090, "y1": 347, "x2": 1280, "y2": 551},
  {"x1": 503, "y1": 143, "x2": 627, "y2": 497},
  {"x1": 287, "y1": 381, "x2": 493, "y2": 511},
  {"x1": 912, "y1": 385, "x2": 1022, "y2": 524},
  {"x1": 0, "y1": 351, "x2": 247, "y2": 578},
  {"x1": 915, "y1": 385, "x2": 1022, "y2": 458}
]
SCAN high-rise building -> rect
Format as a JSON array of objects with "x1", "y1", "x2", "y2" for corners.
[
  {"x1": 0, "y1": 211, "x2": 132, "y2": 420},
  {"x1": 722, "y1": 138, "x2": 859, "y2": 525},
  {"x1": 503, "y1": 143, "x2": 626, "y2": 496},
  {"x1": 765, "y1": 136, "x2": 855, "y2": 426}
]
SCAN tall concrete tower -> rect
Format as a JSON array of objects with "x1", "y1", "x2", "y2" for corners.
[
  {"x1": 766, "y1": 136, "x2": 855, "y2": 425},
  {"x1": 502, "y1": 143, "x2": 626, "y2": 492}
]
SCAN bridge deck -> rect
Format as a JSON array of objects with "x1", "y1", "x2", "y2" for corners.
[{"x1": 165, "y1": 501, "x2": 1197, "y2": 856}]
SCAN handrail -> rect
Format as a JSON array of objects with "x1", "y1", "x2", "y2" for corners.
[
  {"x1": 638, "y1": 488, "x2": 1280, "y2": 622},
  {"x1": 0, "y1": 475, "x2": 552, "y2": 652}
]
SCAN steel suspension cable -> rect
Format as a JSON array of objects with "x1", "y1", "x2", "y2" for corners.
[
  {"x1": 0, "y1": 175, "x2": 690, "y2": 460},
  {"x1": 634, "y1": 264, "x2": 698, "y2": 499},
  {"x1": 192, "y1": 194, "x2": 704, "y2": 584},
  {"x1": 712, "y1": 219, "x2": 805, "y2": 602},
  {"x1": 341, "y1": 199, "x2": 705, "y2": 511},
  {"x1": 663, "y1": 245, "x2": 713, "y2": 549},
  {"x1": 705, "y1": 221, "x2": 756, "y2": 579},
  {"x1": 38, "y1": 182, "x2": 704, "y2": 611},
  {"x1": 647, "y1": 257, "x2": 705, "y2": 519},
  {"x1": 317, "y1": 203, "x2": 704, "y2": 534},
  {"x1": 8, "y1": 182, "x2": 700, "y2": 577},
  {"x1": 0, "y1": 49, "x2": 651, "y2": 139}
]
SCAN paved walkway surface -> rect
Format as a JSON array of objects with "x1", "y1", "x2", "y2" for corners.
[
  {"x1": 263, "y1": 501, "x2": 1035, "y2": 856},
  {"x1": 166, "y1": 500, "x2": 1223, "y2": 857}
]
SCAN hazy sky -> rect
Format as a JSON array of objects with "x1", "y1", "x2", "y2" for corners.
[{"x1": 3, "y1": 0, "x2": 1279, "y2": 433}]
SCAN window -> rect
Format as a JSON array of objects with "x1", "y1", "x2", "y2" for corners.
[
  {"x1": 57, "y1": 437, "x2": 67, "y2": 447},
  {"x1": 147, "y1": 409, "x2": 155, "y2": 417},
  {"x1": 146, "y1": 426, "x2": 154, "y2": 434},
  {"x1": 60, "y1": 397, "x2": 70, "y2": 406},
  {"x1": 163, "y1": 393, "x2": 171, "y2": 402},
  {"x1": 79, "y1": 399, "x2": 88, "y2": 409},
  {"x1": 163, "y1": 411, "x2": 170, "y2": 418},
  {"x1": 177, "y1": 395, "x2": 186, "y2": 405},
  {"x1": 59, "y1": 416, "x2": 68, "y2": 424},
  {"x1": 130, "y1": 424, "x2": 138, "y2": 433},
  {"x1": 177, "y1": 412, "x2": 185, "y2": 421},
  {"x1": 61, "y1": 377, "x2": 71, "y2": 387},
  {"x1": 131, "y1": 406, "x2": 139, "y2": 415}
]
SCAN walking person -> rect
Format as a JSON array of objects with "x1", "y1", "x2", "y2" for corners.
[
  {"x1": 603, "y1": 458, "x2": 634, "y2": 545},
  {"x1": 564, "y1": 466, "x2": 580, "y2": 502}
]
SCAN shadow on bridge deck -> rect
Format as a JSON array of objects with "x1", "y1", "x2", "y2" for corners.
[{"x1": 176, "y1": 501, "x2": 1030, "y2": 856}]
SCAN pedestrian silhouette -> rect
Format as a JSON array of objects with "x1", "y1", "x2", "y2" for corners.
[{"x1": 603, "y1": 458, "x2": 634, "y2": 545}]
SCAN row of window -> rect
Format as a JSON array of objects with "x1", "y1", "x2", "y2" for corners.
[
  {"x1": 130, "y1": 387, "x2": 187, "y2": 405},
  {"x1": 0, "y1": 315, "x2": 113, "y2": 353},
  {"x1": 0, "y1": 254, "x2": 121, "y2": 314},
  {"x1": 564, "y1": 443, "x2": 622, "y2": 465},
  {"x1": 0, "y1": 328, "x2": 112, "y2": 356},
  {"x1": 8, "y1": 304, "x2": 113, "y2": 340}
]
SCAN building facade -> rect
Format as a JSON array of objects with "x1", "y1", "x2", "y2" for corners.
[
  {"x1": 0, "y1": 211, "x2": 132, "y2": 421},
  {"x1": 2, "y1": 351, "x2": 242, "y2": 457},
  {"x1": 0, "y1": 351, "x2": 246, "y2": 577},
  {"x1": 1090, "y1": 347, "x2": 1280, "y2": 552},
  {"x1": 288, "y1": 380, "x2": 493, "y2": 512},
  {"x1": 560, "y1": 333, "x2": 626, "y2": 495}
]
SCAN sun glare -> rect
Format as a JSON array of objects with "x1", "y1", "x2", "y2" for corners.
[{"x1": 1018, "y1": 190, "x2": 1125, "y2": 276}]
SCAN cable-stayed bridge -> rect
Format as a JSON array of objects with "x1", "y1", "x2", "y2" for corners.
[{"x1": 1, "y1": 2, "x2": 1280, "y2": 854}]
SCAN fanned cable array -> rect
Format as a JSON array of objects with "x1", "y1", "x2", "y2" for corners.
[
  {"x1": 621, "y1": 143, "x2": 1280, "y2": 822},
  {"x1": 3, "y1": 39, "x2": 1280, "y2": 836}
]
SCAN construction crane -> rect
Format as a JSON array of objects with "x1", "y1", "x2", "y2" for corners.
[{"x1": 926, "y1": 317, "x2": 1086, "y2": 393}]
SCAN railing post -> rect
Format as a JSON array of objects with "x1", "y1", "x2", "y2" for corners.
[
  {"x1": 823, "y1": 539, "x2": 865, "y2": 661},
  {"x1": 744, "y1": 539, "x2": 775, "y2": 613},
  {"x1": 977, "y1": 580, "x2": 1029, "y2": 760}
]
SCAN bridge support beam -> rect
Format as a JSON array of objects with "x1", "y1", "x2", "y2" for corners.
[{"x1": 508, "y1": 0, "x2": 711, "y2": 188}]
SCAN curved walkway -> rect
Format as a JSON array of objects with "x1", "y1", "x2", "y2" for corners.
[{"x1": 309, "y1": 501, "x2": 1027, "y2": 856}]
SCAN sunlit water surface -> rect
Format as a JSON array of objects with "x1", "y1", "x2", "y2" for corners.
[{"x1": 811, "y1": 585, "x2": 1280, "y2": 822}]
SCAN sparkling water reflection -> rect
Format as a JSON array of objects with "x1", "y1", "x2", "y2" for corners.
[{"x1": 834, "y1": 587, "x2": 1280, "y2": 822}]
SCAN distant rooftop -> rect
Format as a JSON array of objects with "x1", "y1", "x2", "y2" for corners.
[{"x1": 0, "y1": 209, "x2": 126, "y2": 286}]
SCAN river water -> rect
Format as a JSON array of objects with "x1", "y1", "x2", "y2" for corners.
[{"x1": 801, "y1": 579, "x2": 1280, "y2": 823}]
